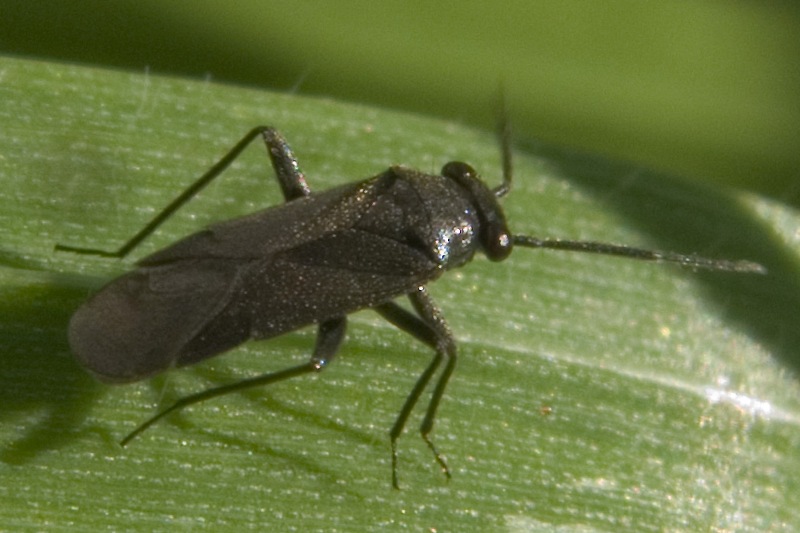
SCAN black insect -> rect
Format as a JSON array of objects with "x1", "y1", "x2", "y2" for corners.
[{"x1": 58, "y1": 125, "x2": 762, "y2": 488}]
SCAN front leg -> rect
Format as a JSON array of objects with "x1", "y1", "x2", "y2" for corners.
[{"x1": 374, "y1": 286, "x2": 457, "y2": 488}]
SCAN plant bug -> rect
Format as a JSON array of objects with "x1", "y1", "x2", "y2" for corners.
[{"x1": 57, "y1": 125, "x2": 764, "y2": 488}]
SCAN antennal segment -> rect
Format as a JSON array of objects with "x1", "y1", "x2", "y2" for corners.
[
  {"x1": 493, "y1": 88, "x2": 513, "y2": 199},
  {"x1": 512, "y1": 236, "x2": 766, "y2": 274}
]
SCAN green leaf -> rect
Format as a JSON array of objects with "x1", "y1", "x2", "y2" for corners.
[{"x1": 2, "y1": 56, "x2": 799, "y2": 531}]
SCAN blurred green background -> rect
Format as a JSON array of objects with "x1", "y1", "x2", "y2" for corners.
[{"x1": 2, "y1": 1, "x2": 798, "y2": 205}]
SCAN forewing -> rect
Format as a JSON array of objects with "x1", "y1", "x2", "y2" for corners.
[
  {"x1": 239, "y1": 228, "x2": 442, "y2": 338},
  {"x1": 69, "y1": 259, "x2": 242, "y2": 383},
  {"x1": 139, "y1": 177, "x2": 392, "y2": 264}
]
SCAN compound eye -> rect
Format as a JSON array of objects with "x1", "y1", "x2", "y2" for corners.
[
  {"x1": 442, "y1": 161, "x2": 477, "y2": 180},
  {"x1": 486, "y1": 226, "x2": 512, "y2": 261}
]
